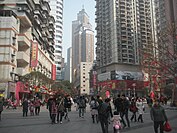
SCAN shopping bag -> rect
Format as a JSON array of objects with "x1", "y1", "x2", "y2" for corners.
[{"x1": 163, "y1": 121, "x2": 172, "y2": 132}]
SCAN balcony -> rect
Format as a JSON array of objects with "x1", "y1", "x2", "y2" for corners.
[
  {"x1": 17, "y1": 12, "x2": 32, "y2": 28},
  {"x1": 16, "y1": 67, "x2": 29, "y2": 76},
  {"x1": 18, "y1": 34, "x2": 30, "y2": 49},
  {"x1": 16, "y1": 51, "x2": 30, "y2": 67}
]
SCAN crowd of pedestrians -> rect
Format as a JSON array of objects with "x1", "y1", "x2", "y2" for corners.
[
  {"x1": 0, "y1": 93, "x2": 170, "y2": 133},
  {"x1": 95, "y1": 94, "x2": 169, "y2": 133}
]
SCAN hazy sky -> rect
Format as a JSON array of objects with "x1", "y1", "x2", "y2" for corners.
[{"x1": 62, "y1": 0, "x2": 96, "y2": 61}]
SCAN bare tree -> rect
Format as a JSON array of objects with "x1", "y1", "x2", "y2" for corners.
[{"x1": 141, "y1": 24, "x2": 177, "y2": 105}]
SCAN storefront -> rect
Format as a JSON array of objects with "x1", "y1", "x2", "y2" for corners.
[
  {"x1": 16, "y1": 81, "x2": 30, "y2": 105},
  {"x1": 97, "y1": 80, "x2": 144, "y2": 98},
  {"x1": 0, "y1": 83, "x2": 6, "y2": 98}
]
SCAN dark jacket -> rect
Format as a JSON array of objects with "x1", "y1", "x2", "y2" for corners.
[
  {"x1": 22, "y1": 100, "x2": 28, "y2": 112},
  {"x1": 98, "y1": 102, "x2": 113, "y2": 118},
  {"x1": 47, "y1": 98, "x2": 53, "y2": 111},
  {"x1": 78, "y1": 97, "x2": 86, "y2": 108},
  {"x1": 64, "y1": 97, "x2": 72, "y2": 108},
  {"x1": 115, "y1": 97, "x2": 122, "y2": 112},
  {"x1": 121, "y1": 98, "x2": 130, "y2": 112},
  {"x1": 150, "y1": 104, "x2": 168, "y2": 122},
  {"x1": 0, "y1": 100, "x2": 3, "y2": 112}
]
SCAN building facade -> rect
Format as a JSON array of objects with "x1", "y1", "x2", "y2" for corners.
[
  {"x1": 95, "y1": 0, "x2": 153, "y2": 94},
  {"x1": 0, "y1": 0, "x2": 55, "y2": 98},
  {"x1": 48, "y1": 0, "x2": 63, "y2": 80},
  {"x1": 80, "y1": 62, "x2": 93, "y2": 95},
  {"x1": 72, "y1": 8, "x2": 94, "y2": 85},
  {"x1": 65, "y1": 47, "x2": 72, "y2": 82}
]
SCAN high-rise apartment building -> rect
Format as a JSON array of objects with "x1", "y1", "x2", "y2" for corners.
[
  {"x1": 0, "y1": 0, "x2": 55, "y2": 98},
  {"x1": 48, "y1": 0, "x2": 63, "y2": 80},
  {"x1": 72, "y1": 9, "x2": 94, "y2": 85},
  {"x1": 95, "y1": 0, "x2": 152, "y2": 92}
]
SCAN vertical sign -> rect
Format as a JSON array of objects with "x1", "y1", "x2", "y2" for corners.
[
  {"x1": 31, "y1": 41, "x2": 38, "y2": 67},
  {"x1": 52, "y1": 64, "x2": 56, "y2": 80},
  {"x1": 93, "y1": 71, "x2": 97, "y2": 86}
]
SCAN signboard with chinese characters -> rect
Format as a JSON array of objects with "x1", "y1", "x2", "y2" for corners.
[{"x1": 31, "y1": 41, "x2": 38, "y2": 67}]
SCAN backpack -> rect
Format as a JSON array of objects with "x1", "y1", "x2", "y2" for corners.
[
  {"x1": 90, "y1": 100, "x2": 98, "y2": 109},
  {"x1": 78, "y1": 98, "x2": 86, "y2": 108},
  {"x1": 98, "y1": 103, "x2": 109, "y2": 117}
]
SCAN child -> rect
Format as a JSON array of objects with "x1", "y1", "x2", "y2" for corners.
[
  {"x1": 29, "y1": 101, "x2": 34, "y2": 116},
  {"x1": 111, "y1": 111, "x2": 122, "y2": 133}
]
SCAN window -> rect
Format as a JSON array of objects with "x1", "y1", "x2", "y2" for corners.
[{"x1": 57, "y1": 67, "x2": 61, "y2": 70}]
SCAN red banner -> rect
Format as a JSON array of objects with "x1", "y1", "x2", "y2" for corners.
[
  {"x1": 52, "y1": 64, "x2": 56, "y2": 80},
  {"x1": 31, "y1": 41, "x2": 38, "y2": 67},
  {"x1": 93, "y1": 71, "x2": 97, "y2": 86}
]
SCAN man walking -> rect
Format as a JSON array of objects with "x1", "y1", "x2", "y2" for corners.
[
  {"x1": 98, "y1": 98, "x2": 113, "y2": 133},
  {"x1": 121, "y1": 94, "x2": 130, "y2": 128},
  {"x1": 78, "y1": 96, "x2": 87, "y2": 118},
  {"x1": 114, "y1": 94, "x2": 122, "y2": 115},
  {"x1": 150, "y1": 99, "x2": 168, "y2": 133},
  {"x1": 22, "y1": 98, "x2": 28, "y2": 117}
]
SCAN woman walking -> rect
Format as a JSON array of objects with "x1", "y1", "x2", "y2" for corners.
[
  {"x1": 90, "y1": 96, "x2": 99, "y2": 123},
  {"x1": 34, "y1": 97, "x2": 41, "y2": 115},
  {"x1": 130, "y1": 98, "x2": 138, "y2": 122},
  {"x1": 51, "y1": 98, "x2": 57, "y2": 124},
  {"x1": 136, "y1": 98, "x2": 144, "y2": 123},
  {"x1": 57, "y1": 97, "x2": 65, "y2": 124}
]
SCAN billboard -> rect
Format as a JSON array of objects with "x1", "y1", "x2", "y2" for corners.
[
  {"x1": 98, "y1": 72, "x2": 111, "y2": 81},
  {"x1": 111, "y1": 71, "x2": 143, "y2": 81}
]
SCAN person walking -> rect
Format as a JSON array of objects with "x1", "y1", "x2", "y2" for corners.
[
  {"x1": 0, "y1": 96, "x2": 4, "y2": 121},
  {"x1": 150, "y1": 99, "x2": 168, "y2": 133},
  {"x1": 78, "y1": 96, "x2": 87, "y2": 118},
  {"x1": 51, "y1": 98, "x2": 57, "y2": 124},
  {"x1": 136, "y1": 98, "x2": 145, "y2": 123},
  {"x1": 130, "y1": 98, "x2": 138, "y2": 122},
  {"x1": 22, "y1": 98, "x2": 28, "y2": 117},
  {"x1": 111, "y1": 111, "x2": 122, "y2": 133},
  {"x1": 98, "y1": 98, "x2": 113, "y2": 133},
  {"x1": 114, "y1": 94, "x2": 122, "y2": 115},
  {"x1": 90, "y1": 96, "x2": 99, "y2": 123},
  {"x1": 29, "y1": 100, "x2": 34, "y2": 116},
  {"x1": 34, "y1": 97, "x2": 41, "y2": 115},
  {"x1": 64, "y1": 95, "x2": 72, "y2": 121},
  {"x1": 57, "y1": 96, "x2": 65, "y2": 124},
  {"x1": 120, "y1": 94, "x2": 130, "y2": 128},
  {"x1": 47, "y1": 96, "x2": 54, "y2": 119}
]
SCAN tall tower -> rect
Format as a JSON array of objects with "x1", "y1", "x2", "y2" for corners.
[
  {"x1": 72, "y1": 8, "x2": 94, "y2": 84},
  {"x1": 65, "y1": 47, "x2": 72, "y2": 82},
  {"x1": 48, "y1": 0, "x2": 63, "y2": 80}
]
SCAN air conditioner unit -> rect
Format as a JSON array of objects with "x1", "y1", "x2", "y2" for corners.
[
  {"x1": 34, "y1": 15, "x2": 38, "y2": 19},
  {"x1": 17, "y1": 7, "x2": 22, "y2": 11}
]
